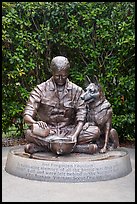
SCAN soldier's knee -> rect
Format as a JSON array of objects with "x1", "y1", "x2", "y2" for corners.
[{"x1": 86, "y1": 125, "x2": 100, "y2": 139}]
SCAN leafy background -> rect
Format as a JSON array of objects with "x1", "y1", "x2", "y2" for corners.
[{"x1": 2, "y1": 2, "x2": 135, "y2": 143}]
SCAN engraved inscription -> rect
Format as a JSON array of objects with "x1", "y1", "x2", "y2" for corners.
[{"x1": 15, "y1": 160, "x2": 119, "y2": 182}]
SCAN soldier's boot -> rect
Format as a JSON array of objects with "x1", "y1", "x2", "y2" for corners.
[{"x1": 24, "y1": 143, "x2": 48, "y2": 154}]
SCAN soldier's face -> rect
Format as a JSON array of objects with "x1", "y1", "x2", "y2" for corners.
[{"x1": 52, "y1": 69, "x2": 69, "y2": 86}]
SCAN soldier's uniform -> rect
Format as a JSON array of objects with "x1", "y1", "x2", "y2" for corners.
[{"x1": 24, "y1": 77, "x2": 100, "y2": 153}]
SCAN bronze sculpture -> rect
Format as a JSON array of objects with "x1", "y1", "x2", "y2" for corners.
[
  {"x1": 24, "y1": 56, "x2": 100, "y2": 155},
  {"x1": 4, "y1": 57, "x2": 129, "y2": 183}
]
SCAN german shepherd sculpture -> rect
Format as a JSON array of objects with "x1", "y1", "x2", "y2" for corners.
[{"x1": 81, "y1": 76, "x2": 119, "y2": 153}]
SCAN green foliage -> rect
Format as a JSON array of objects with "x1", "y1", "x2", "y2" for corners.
[{"x1": 2, "y1": 2, "x2": 135, "y2": 141}]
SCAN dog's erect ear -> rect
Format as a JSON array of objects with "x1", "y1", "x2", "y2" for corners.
[
  {"x1": 86, "y1": 75, "x2": 91, "y2": 83},
  {"x1": 84, "y1": 75, "x2": 91, "y2": 87},
  {"x1": 93, "y1": 75, "x2": 104, "y2": 94},
  {"x1": 93, "y1": 75, "x2": 99, "y2": 86}
]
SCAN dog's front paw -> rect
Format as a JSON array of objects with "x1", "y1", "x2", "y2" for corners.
[{"x1": 99, "y1": 147, "x2": 107, "y2": 153}]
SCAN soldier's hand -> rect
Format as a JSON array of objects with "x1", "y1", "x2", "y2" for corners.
[
  {"x1": 72, "y1": 136, "x2": 77, "y2": 143},
  {"x1": 66, "y1": 134, "x2": 77, "y2": 143}
]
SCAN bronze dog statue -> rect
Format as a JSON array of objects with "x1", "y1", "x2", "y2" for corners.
[{"x1": 81, "y1": 76, "x2": 119, "y2": 153}]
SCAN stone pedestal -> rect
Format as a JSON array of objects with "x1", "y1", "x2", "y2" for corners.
[{"x1": 5, "y1": 146, "x2": 132, "y2": 183}]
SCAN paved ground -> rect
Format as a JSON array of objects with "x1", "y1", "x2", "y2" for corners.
[{"x1": 2, "y1": 145, "x2": 135, "y2": 202}]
